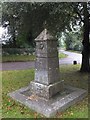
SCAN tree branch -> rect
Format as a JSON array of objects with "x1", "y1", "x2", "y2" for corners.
[{"x1": 71, "y1": 3, "x2": 84, "y2": 23}]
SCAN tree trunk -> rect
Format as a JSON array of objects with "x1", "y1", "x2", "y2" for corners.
[{"x1": 80, "y1": 3, "x2": 90, "y2": 72}]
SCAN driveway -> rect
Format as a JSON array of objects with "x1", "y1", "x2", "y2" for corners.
[{"x1": 1, "y1": 50, "x2": 82, "y2": 71}]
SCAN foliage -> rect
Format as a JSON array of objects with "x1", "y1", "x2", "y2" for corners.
[
  {"x1": 64, "y1": 30, "x2": 83, "y2": 51},
  {"x1": 1, "y1": 2, "x2": 90, "y2": 72},
  {"x1": 2, "y1": 65, "x2": 88, "y2": 118},
  {"x1": 2, "y1": 2, "x2": 73, "y2": 48},
  {"x1": 58, "y1": 52, "x2": 67, "y2": 59},
  {"x1": 70, "y1": 2, "x2": 90, "y2": 72}
]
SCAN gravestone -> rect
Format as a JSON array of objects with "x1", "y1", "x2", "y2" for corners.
[{"x1": 9, "y1": 28, "x2": 87, "y2": 117}]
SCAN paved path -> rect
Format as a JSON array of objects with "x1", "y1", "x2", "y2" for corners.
[
  {"x1": 59, "y1": 50, "x2": 82, "y2": 65},
  {"x1": 1, "y1": 61, "x2": 35, "y2": 71},
  {"x1": 1, "y1": 50, "x2": 82, "y2": 71}
]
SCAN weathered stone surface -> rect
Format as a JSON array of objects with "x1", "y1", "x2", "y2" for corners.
[
  {"x1": 35, "y1": 29, "x2": 56, "y2": 41},
  {"x1": 35, "y1": 57, "x2": 60, "y2": 85},
  {"x1": 35, "y1": 41, "x2": 58, "y2": 57},
  {"x1": 8, "y1": 85, "x2": 87, "y2": 117},
  {"x1": 32, "y1": 28, "x2": 62, "y2": 98},
  {"x1": 30, "y1": 80, "x2": 64, "y2": 99},
  {"x1": 35, "y1": 57, "x2": 59, "y2": 70}
]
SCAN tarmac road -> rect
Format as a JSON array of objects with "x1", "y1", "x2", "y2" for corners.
[
  {"x1": 1, "y1": 50, "x2": 82, "y2": 71},
  {"x1": 59, "y1": 50, "x2": 82, "y2": 65}
]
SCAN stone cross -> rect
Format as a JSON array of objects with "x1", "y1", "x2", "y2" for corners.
[{"x1": 30, "y1": 28, "x2": 63, "y2": 99}]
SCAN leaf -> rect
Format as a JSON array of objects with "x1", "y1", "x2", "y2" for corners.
[
  {"x1": 27, "y1": 94, "x2": 38, "y2": 101},
  {"x1": 34, "y1": 112, "x2": 38, "y2": 118},
  {"x1": 8, "y1": 99, "x2": 11, "y2": 102},
  {"x1": 70, "y1": 111, "x2": 74, "y2": 116},
  {"x1": 7, "y1": 106, "x2": 11, "y2": 110},
  {"x1": 20, "y1": 110, "x2": 24, "y2": 114}
]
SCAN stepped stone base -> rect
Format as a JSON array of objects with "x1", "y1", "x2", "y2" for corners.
[{"x1": 8, "y1": 85, "x2": 87, "y2": 117}]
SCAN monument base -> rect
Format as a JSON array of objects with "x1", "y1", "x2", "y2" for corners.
[
  {"x1": 8, "y1": 85, "x2": 87, "y2": 117},
  {"x1": 30, "y1": 80, "x2": 64, "y2": 99}
]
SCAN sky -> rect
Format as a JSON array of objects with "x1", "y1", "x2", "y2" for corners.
[
  {"x1": 0, "y1": 27, "x2": 5, "y2": 38},
  {"x1": 0, "y1": 26, "x2": 10, "y2": 44}
]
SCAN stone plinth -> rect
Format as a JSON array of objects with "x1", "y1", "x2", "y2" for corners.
[
  {"x1": 9, "y1": 85, "x2": 87, "y2": 117},
  {"x1": 30, "y1": 81, "x2": 63, "y2": 99}
]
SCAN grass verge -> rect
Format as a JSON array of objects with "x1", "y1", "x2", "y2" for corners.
[
  {"x1": 2, "y1": 65, "x2": 88, "y2": 118},
  {"x1": 2, "y1": 52, "x2": 67, "y2": 62},
  {"x1": 67, "y1": 50, "x2": 81, "y2": 54},
  {"x1": 59, "y1": 52, "x2": 68, "y2": 59},
  {"x1": 2, "y1": 55, "x2": 36, "y2": 62}
]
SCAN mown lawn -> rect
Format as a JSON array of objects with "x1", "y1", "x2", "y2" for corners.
[
  {"x1": 1, "y1": 65, "x2": 88, "y2": 118},
  {"x1": 59, "y1": 52, "x2": 68, "y2": 59},
  {"x1": 2, "y1": 55, "x2": 36, "y2": 62},
  {"x1": 2, "y1": 52, "x2": 67, "y2": 62},
  {"x1": 67, "y1": 50, "x2": 81, "y2": 54}
]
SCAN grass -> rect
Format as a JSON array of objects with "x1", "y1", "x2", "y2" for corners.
[
  {"x1": 67, "y1": 50, "x2": 81, "y2": 54},
  {"x1": 2, "y1": 55, "x2": 36, "y2": 62},
  {"x1": 59, "y1": 52, "x2": 68, "y2": 59},
  {"x1": 2, "y1": 52, "x2": 67, "y2": 62},
  {"x1": 1, "y1": 65, "x2": 88, "y2": 118}
]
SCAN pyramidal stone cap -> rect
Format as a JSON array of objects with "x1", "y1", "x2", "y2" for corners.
[{"x1": 35, "y1": 28, "x2": 57, "y2": 41}]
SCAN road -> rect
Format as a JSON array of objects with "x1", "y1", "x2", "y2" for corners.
[
  {"x1": 1, "y1": 50, "x2": 82, "y2": 71},
  {"x1": 59, "y1": 50, "x2": 82, "y2": 65}
]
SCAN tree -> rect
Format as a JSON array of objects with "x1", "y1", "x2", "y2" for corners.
[
  {"x1": 63, "y1": 29, "x2": 82, "y2": 51},
  {"x1": 80, "y1": 3, "x2": 90, "y2": 72},
  {"x1": 2, "y1": 2, "x2": 73, "y2": 48},
  {"x1": 2, "y1": 2, "x2": 90, "y2": 72},
  {"x1": 70, "y1": 2, "x2": 90, "y2": 72}
]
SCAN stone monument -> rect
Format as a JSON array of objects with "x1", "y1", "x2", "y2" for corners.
[
  {"x1": 30, "y1": 28, "x2": 63, "y2": 99},
  {"x1": 9, "y1": 28, "x2": 87, "y2": 117}
]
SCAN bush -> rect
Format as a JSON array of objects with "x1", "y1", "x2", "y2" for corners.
[
  {"x1": 2, "y1": 48, "x2": 35, "y2": 55},
  {"x1": 74, "y1": 45, "x2": 82, "y2": 51}
]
